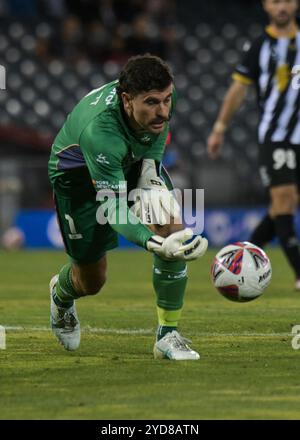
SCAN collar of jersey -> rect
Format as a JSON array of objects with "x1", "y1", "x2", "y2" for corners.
[
  {"x1": 117, "y1": 103, "x2": 160, "y2": 146},
  {"x1": 265, "y1": 24, "x2": 299, "y2": 39}
]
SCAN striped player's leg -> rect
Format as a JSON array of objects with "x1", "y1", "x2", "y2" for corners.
[
  {"x1": 270, "y1": 183, "x2": 300, "y2": 289},
  {"x1": 253, "y1": 144, "x2": 300, "y2": 289}
]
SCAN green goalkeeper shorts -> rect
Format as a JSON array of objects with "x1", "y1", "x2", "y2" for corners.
[
  {"x1": 53, "y1": 163, "x2": 174, "y2": 265},
  {"x1": 53, "y1": 167, "x2": 118, "y2": 265}
]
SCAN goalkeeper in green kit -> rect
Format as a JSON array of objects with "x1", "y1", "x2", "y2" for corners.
[{"x1": 48, "y1": 54, "x2": 208, "y2": 360}]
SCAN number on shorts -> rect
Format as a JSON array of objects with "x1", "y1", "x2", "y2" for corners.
[
  {"x1": 272, "y1": 148, "x2": 296, "y2": 170},
  {"x1": 65, "y1": 214, "x2": 82, "y2": 239}
]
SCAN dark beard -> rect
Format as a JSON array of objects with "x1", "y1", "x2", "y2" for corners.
[{"x1": 273, "y1": 14, "x2": 293, "y2": 28}]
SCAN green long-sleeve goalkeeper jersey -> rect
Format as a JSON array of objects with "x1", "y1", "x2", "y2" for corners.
[{"x1": 48, "y1": 80, "x2": 176, "y2": 249}]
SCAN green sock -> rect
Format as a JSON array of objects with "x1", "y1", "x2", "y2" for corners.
[
  {"x1": 53, "y1": 263, "x2": 81, "y2": 308},
  {"x1": 153, "y1": 255, "x2": 187, "y2": 310},
  {"x1": 153, "y1": 255, "x2": 187, "y2": 340}
]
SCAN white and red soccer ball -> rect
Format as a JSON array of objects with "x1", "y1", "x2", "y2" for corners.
[
  {"x1": 2, "y1": 227, "x2": 24, "y2": 250},
  {"x1": 211, "y1": 242, "x2": 272, "y2": 302}
]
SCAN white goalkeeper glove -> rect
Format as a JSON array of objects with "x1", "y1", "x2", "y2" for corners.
[
  {"x1": 146, "y1": 227, "x2": 208, "y2": 261},
  {"x1": 132, "y1": 159, "x2": 181, "y2": 225}
]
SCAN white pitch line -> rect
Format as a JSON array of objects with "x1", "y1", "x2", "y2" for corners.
[
  {"x1": 4, "y1": 326, "x2": 152, "y2": 335},
  {"x1": 3, "y1": 326, "x2": 292, "y2": 337}
]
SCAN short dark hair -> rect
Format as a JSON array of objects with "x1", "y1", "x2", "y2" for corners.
[{"x1": 116, "y1": 54, "x2": 174, "y2": 99}]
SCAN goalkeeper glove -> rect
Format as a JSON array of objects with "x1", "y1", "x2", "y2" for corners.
[
  {"x1": 147, "y1": 228, "x2": 208, "y2": 261},
  {"x1": 132, "y1": 159, "x2": 181, "y2": 225}
]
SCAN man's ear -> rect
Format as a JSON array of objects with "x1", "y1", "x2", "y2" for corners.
[{"x1": 122, "y1": 92, "x2": 133, "y2": 115}]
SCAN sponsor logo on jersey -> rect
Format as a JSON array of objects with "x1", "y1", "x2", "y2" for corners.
[{"x1": 92, "y1": 179, "x2": 126, "y2": 191}]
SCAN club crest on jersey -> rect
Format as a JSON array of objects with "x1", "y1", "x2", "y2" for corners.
[
  {"x1": 140, "y1": 134, "x2": 151, "y2": 143},
  {"x1": 96, "y1": 153, "x2": 110, "y2": 165}
]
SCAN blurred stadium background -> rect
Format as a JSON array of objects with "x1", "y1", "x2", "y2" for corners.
[
  {"x1": 3, "y1": 2, "x2": 300, "y2": 422},
  {"x1": 0, "y1": 0, "x2": 296, "y2": 250}
]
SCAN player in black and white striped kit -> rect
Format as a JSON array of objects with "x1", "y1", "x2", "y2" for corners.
[{"x1": 208, "y1": 0, "x2": 300, "y2": 290}]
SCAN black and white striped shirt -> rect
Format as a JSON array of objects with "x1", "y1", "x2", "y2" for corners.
[{"x1": 233, "y1": 26, "x2": 300, "y2": 146}]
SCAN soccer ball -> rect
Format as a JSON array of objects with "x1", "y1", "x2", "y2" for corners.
[
  {"x1": 2, "y1": 227, "x2": 24, "y2": 250},
  {"x1": 210, "y1": 241, "x2": 272, "y2": 302}
]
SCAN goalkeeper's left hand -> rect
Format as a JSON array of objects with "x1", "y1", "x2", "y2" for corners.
[
  {"x1": 132, "y1": 159, "x2": 181, "y2": 225},
  {"x1": 147, "y1": 228, "x2": 208, "y2": 261}
]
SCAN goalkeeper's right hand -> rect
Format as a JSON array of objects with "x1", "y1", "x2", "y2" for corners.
[{"x1": 146, "y1": 228, "x2": 208, "y2": 261}]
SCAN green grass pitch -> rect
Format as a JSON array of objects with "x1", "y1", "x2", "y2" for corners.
[{"x1": 1, "y1": 247, "x2": 300, "y2": 420}]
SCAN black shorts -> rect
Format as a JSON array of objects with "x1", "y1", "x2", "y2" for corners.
[{"x1": 258, "y1": 142, "x2": 300, "y2": 189}]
